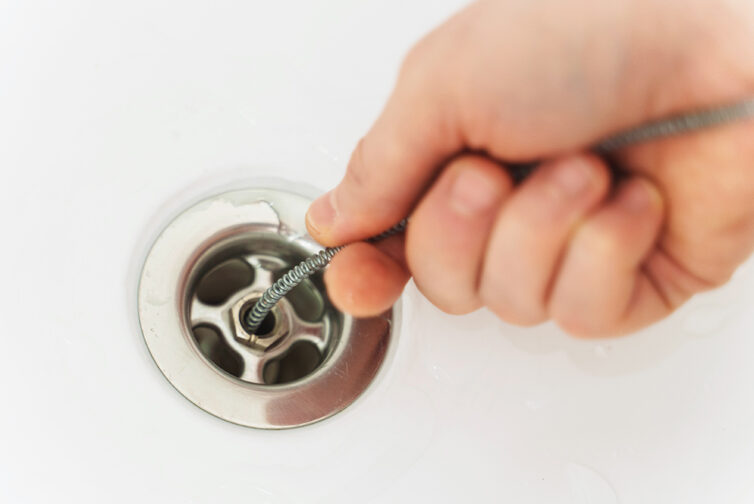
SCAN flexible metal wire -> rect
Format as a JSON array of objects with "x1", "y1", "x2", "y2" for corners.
[
  {"x1": 595, "y1": 98, "x2": 754, "y2": 153},
  {"x1": 245, "y1": 219, "x2": 407, "y2": 331},
  {"x1": 245, "y1": 98, "x2": 754, "y2": 333}
]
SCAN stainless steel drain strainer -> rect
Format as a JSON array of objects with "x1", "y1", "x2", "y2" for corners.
[{"x1": 137, "y1": 187, "x2": 398, "y2": 429}]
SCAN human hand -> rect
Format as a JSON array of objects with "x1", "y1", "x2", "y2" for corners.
[{"x1": 305, "y1": 0, "x2": 754, "y2": 337}]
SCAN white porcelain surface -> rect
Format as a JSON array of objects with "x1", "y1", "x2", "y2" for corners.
[{"x1": 2, "y1": 1, "x2": 753, "y2": 502}]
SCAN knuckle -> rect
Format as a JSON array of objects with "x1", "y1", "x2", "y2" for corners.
[
  {"x1": 405, "y1": 221, "x2": 482, "y2": 316},
  {"x1": 432, "y1": 295, "x2": 479, "y2": 316},
  {"x1": 550, "y1": 303, "x2": 618, "y2": 338},
  {"x1": 398, "y1": 38, "x2": 430, "y2": 82},
  {"x1": 552, "y1": 312, "x2": 600, "y2": 338},
  {"x1": 411, "y1": 268, "x2": 481, "y2": 316},
  {"x1": 480, "y1": 281, "x2": 546, "y2": 327},
  {"x1": 342, "y1": 138, "x2": 405, "y2": 215},
  {"x1": 578, "y1": 222, "x2": 621, "y2": 259},
  {"x1": 705, "y1": 272, "x2": 732, "y2": 289}
]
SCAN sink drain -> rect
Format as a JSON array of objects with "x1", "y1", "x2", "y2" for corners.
[{"x1": 137, "y1": 186, "x2": 398, "y2": 429}]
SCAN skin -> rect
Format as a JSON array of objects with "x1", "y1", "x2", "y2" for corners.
[{"x1": 306, "y1": 0, "x2": 754, "y2": 337}]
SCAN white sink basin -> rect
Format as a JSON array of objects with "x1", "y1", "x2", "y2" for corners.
[{"x1": 1, "y1": 1, "x2": 753, "y2": 502}]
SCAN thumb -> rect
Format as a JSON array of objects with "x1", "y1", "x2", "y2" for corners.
[{"x1": 306, "y1": 48, "x2": 463, "y2": 246}]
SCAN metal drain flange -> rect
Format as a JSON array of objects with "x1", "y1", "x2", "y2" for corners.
[{"x1": 137, "y1": 187, "x2": 398, "y2": 429}]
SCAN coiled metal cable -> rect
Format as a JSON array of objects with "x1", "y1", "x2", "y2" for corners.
[
  {"x1": 245, "y1": 98, "x2": 754, "y2": 333},
  {"x1": 595, "y1": 98, "x2": 754, "y2": 153},
  {"x1": 245, "y1": 219, "x2": 407, "y2": 331}
]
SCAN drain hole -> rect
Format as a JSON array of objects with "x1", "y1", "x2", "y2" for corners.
[
  {"x1": 191, "y1": 325, "x2": 244, "y2": 378},
  {"x1": 196, "y1": 258, "x2": 253, "y2": 306},
  {"x1": 243, "y1": 308, "x2": 276, "y2": 337},
  {"x1": 263, "y1": 341, "x2": 322, "y2": 385}
]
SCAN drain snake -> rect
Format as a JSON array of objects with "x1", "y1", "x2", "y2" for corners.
[{"x1": 246, "y1": 98, "x2": 754, "y2": 334}]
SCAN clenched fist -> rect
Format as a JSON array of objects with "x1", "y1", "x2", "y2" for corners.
[{"x1": 306, "y1": 0, "x2": 754, "y2": 337}]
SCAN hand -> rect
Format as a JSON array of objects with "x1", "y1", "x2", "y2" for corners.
[{"x1": 305, "y1": 0, "x2": 754, "y2": 337}]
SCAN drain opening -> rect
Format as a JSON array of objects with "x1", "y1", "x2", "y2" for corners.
[
  {"x1": 185, "y1": 231, "x2": 340, "y2": 386},
  {"x1": 195, "y1": 258, "x2": 253, "y2": 305},
  {"x1": 191, "y1": 325, "x2": 244, "y2": 378},
  {"x1": 263, "y1": 341, "x2": 322, "y2": 385},
  {"x1": 243, "y1": 306, "x2": 276, "y2": 336}
]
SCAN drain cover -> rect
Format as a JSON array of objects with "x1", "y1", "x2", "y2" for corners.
[{"x1": 137, "y1": 187, "x2": 398, "y2": 429}]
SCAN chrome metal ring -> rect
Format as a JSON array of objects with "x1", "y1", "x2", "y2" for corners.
[{"x1": 137, "y1": 186, "x2": 398, "y2": 429}]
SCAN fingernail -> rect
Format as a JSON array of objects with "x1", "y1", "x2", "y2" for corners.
[
  {"x1": 307, "y1": 191, "x2": 337, "y2": 235},
  {"x1": 450, "y1": 168, "x2": 501, "y2": 216},
  {"x1": 551, "y1": 158, "x2": 595, "y2": 196},
  {"x1": 621, "y1": 179, "x2": 662, "y2": 213}
]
